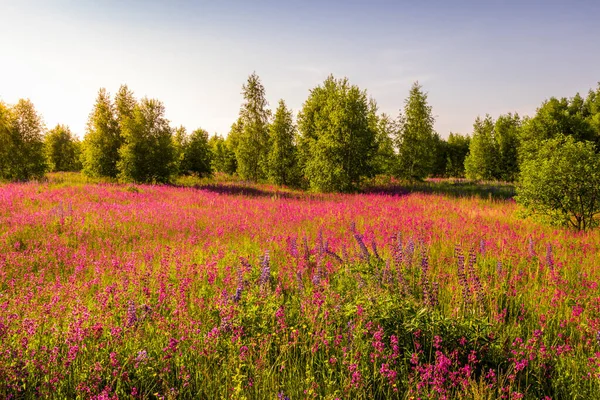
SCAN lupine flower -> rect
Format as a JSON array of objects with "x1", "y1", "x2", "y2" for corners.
[
  {"x1": 259, "y1": 250, "x2": 270, "y2": 286},
  {"x1": 528, "y1": 236, "x2": 536, "y2": 258},
  {"x1": 546, "y1": 243, "x2": 554, "y2": 270},
  {"x1": 136, "y1": 350, "x2": 148, "y2": 363},
  {"x1": 126, "y1": 300, "x2": 137, "y2": 328},
  {"x1": 456, "y1": 245, "x2": 470, "y2": 307},
  {"x1": 277, "y1": 392, "x2": 290, "y2": 400}
]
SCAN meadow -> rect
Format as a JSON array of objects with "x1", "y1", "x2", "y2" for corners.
[{"x1": 0, "y1": 175, "x2": 599, "y2": 399}]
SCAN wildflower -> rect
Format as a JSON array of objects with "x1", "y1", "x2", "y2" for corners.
[
  {"x1": 546, "y1": 243, "x2": 554, "y2": 270},
  {"x1": 239, "y1": 345, "x2": 249, "y2": 361},
  {"x1": 348, "y1": 363, "x2": 362, "y2": 388},
  {"x1": 288, "y1": 236, "x2": 299, "y2": 258},
  {"x1": 528, "y1": 237, "x2": 536, "y2": 258},
  {"x1": 371, "y1": 239, "x2": 381, "y2": 260},
  {"x1": 296, "y1": 270, "x2": 304, "y2": 291},
  {"x1": 312, "y1": 264, "x2": 322, "y2": 286},
  {"x1": 136, "y1": 350, "x2": 148, "y2": 363},
  {"x1": 259, "y1": 250, "x2": 270, "y2": 286},
  {"x1": 420, "y1": 251, "x2": 430, "y2": 306},
  {"x1": 126, "y1": 300, "x2": 137, "y2": 328},
  {"x1": 232, "y1": 285, "x2": 243, "y2": 303},
  {"x1": 278, "y1": 392, "x2": 290, "y2": 400}
]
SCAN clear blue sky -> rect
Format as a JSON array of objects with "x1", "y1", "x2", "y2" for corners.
[{"x1": 1, "y1": 0, "x2": 599, "y2": 138}]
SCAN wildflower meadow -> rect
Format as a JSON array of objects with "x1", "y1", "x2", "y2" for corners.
[{"x1": 1, "y1": 178, "x2": 599, "y2": 399}]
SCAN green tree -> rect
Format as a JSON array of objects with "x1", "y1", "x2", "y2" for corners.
[
  {"x1": 520, "y1": 95, "x2": 596, "y2": 162},
  {"x1": 235, "y1": 72, "x2": 271, "y2": 181},
  {"x1": 431, "y1": 133, "x2": 448, "y2": 177},
  {"x1": 114, "y1": 84, "x2": 137, "y2": 132},
  {"x1": 173, "y1": 125, "x2": 188, "y2": 174},
  {"x1": 494, "y1": 113, "x2": 521, "y2": 181},
  {"x1": 517, "y1": 135, "x2": 600, "y2": 231},
  {"x1": 45, "y1": 124, "x2": 82, "y2": 172},
  {"x1": 0, "y1": 99, "x2": 47, "y2": 181},
  {"x1": 369, "y1": 99, "x2": 397, "y2": 176},
  {"x1": 395, "y1": 82, "x2": 437, "y2": 180},
  {"x1": 180, "y1": 128, "x2": 212, "y2": 176},
  {"x1": 118, "y1": 98, "x2": 176, "y2": 183},
  {"x1": 464, "y1": 115, "x2": 498, "y2": 180},
  {"x1": 209, "y1": 134, "x2": 237, "y2": 175},
  {"x1": 267, "y1": 100, "x2": 299, "y2": 186},
  {"x1": 445, "y1": 133, "x2": 470, "y2": 178},
  {"x1": 82, "y1": 88, "x2": 121, "y2": 178},
  {"x1": 584, "y1": 83, "x2": 600, "y2": 138},
  {"x1": 298, "y1": 75, "x2": 377, "y2": 192}
]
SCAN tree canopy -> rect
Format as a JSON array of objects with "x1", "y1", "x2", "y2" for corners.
[
  {"x1": 395, "y1": 82, "x2": 437, "y2": 180},
  {"x1": 517, "y1": 135, "x2": 600, "y2": 231},
  {"x1": 298, "y1": 75, "x2": 377, "y2": 192},
  {"x1": 0, "y1": 99, "x2": 47, "y2": 181},
  {"x1": 45, "y1": 124, "x2": 82, "y2": 172}
]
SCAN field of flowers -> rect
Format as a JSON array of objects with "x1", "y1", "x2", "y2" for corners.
[{"x1": 0, "y1": 177, "x2": 599, "y2": 399}]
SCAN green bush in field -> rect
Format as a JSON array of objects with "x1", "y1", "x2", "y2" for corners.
[{"x1": 517, "y1": 135, "x2": 600, "y2": 231}]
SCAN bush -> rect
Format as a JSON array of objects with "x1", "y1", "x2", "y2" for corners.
[{"x1": 516, "y1": 135, "x2": 600, "y2": 231}]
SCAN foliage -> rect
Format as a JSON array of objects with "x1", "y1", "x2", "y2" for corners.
[
  {"x1": 517, "y1": 135, "x2": 600, "y2": 231},
  {"x1": 173, "y1": 125, "x2": 188, "y2": 174},
  {"x1": 494, "y1": 113, "x2": 521, "y2": 181},
  {"x1": 371, "y1": 111, "x2": 397, "y2": 176},
  {"x1": 235, "y1": 72, "x2": 271, "y2": 181},
  {"x1": 118, "y1": 98, "x2": 177, "y2": 183},
  {"x1": 465, "y1": 115, "x2": 498, "y2": 180},
  {"x1": 209, "y1": 134, "x2": 237, "y2": 175},
  {"x1": 0, "y1": 99, "x2": 47, "y2": 181},
  {"x1": 267, "y1": 100, "x2": 299, "y2": 186},
  {"x1": 45, "y1": 124, "x2": 82, "y2": 172},
  {"x1": 81, "y1": 88, "x2": 122, "y2": 178},
  {"x1": 180, "y1": 128, "x2": 213, "y2": 177},
  {"x1": 298, "y1": 75, "x2": 377, "y2": 192},
  {"x1": 465, "y1": 114, "x2": 520, "y2": 181},
  {"x1": 445, "y1": 133, "x2": 470, "y2": 178},
  {"x1": 114, "y1": 84, "x2": 137, "y2": 132},
  {"x1": 519, "y1": 91, "x2": 599, "y2": 162},
  {"x1": 394, "y1": 82, "x2": 437, "y2": 181}
]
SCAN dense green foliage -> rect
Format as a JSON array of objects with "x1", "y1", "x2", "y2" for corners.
[
  {"x1": 465, "y1": 114, "x2": 521, "y2": 181},
  {"x1": 235, "y1": 72, "x2": 271, "y2": 182},
  {"x1": 82, "y1": 88, "x2": 121, "y2": 178},
  {"x1": 298, "y1": 75, "x2": 377, "y2": 192},
  {"x1": 394, "y1": 82, "x2": 437, "y2": 181},
  {"x1": 267, "y1": 100, "x2": 299, "y2": 186},
  {"x1": 0, "y1": 99, "x2": 47, "y2": 181},
  {"x1": 517, "y1": 135, "x2": 600, "y2": 231},
  {"x1": 45, "y1": 124, "x2": 82, "y2": 172},
  {"x1": 118, "y1": 98, "x2": 177, "y2": 183},
  {"x1": 371, "y1": 112, "x2": 397, "y2": 177},
  {"x1": 519, "y1": 86, "x2": 600, "y2": 162},
  {"x1": 209, "y1": 134, "x2": 237, "y2": 175},
  {"x1": 180, "y1": 128, "x2": 213, "y2": 177},
  {"x1": 444, "y1": 133, "x2": 470, "y2": 178}
]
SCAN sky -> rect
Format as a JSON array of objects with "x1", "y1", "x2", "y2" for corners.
[{"x1": 1, "y1": 0, "x2": 599, "y2": 139}]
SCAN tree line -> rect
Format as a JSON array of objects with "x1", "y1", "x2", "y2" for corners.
[{"x1": 1, "y1": 74, "x2": 600, "y2": 223}]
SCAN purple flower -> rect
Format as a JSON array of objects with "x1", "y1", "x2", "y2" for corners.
[
  {"x1": 259, "y1": 250, "x2": 270, "y2": 286},
  {"x1": 546, "y1": 243, "x2": 554, "y2": 270},
  {"x1": 126, "y1": 300, "x2": 137, "y2": 327}
]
